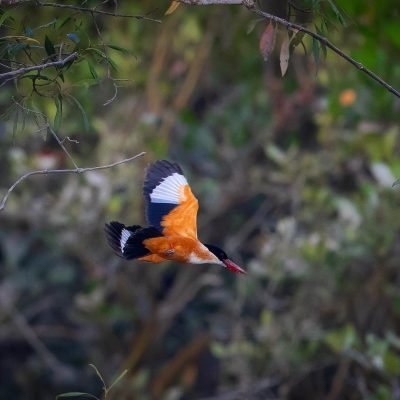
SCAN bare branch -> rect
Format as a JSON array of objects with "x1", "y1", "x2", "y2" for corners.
[
  {"x1": 49, "y1": 126, "x2": 80, "y2": 169},
  {"x1": 0, "y1": 52, "x2": 78, "y2": 83},
  {"x1": 60, "y1": 136, "x2": 79, "y2": 144},
  {"x1": 250, "y1": 7, "x2": 400, "y2": 98},
  {"x1": 103, "y1": 80, "x2": 118, "y2": 106},
  {"x1": 178, "y1": 0, "x2": 400, "y2": 98},
  {"x1": 36, "y1": 1, "x2": 161, "y2": 23},
  {"x1": 0, "y1": 152, "x2": 146, "y2": 211},
  {"x1": 0, "y1": 0, "x2": 28, "y2": 4}
]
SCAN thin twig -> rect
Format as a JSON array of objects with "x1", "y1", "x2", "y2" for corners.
[
  {"x1": 0, "y1": 152, "x2": 146, "y2": 211},
  {"x1": 48, "y1": 126, "x2": 80, "y2": 169},
  {"x1": 12, "y1": 99, "x2": 80, "y2": 168},
  {"x1": 250, "y1": 7, "x2": 400, "y2": 98},
  {"x1": 0, "y1": 62, "x2": 13, "y2": 70},
  {"x1": 36, "y1": 1, "x2": 161, "y2": 23},
  {"x1": 178, "y1": 0, "x2": 400, "y2": 98},
  {"x1": 0, "y1": 58, "x2": 28, "y2": 67},
  {"x1": 60, "y1": 136, "x2": 79, "y2": 144},
  {"x1": 0, "y1": 52, "x2": 78, "y2": 82},
  {"x1": 103, "y1": 80, "x2": 118, "y2": 106},
  {"x1": 91, "y1": 10, "x2": 110, "y2": 78}
]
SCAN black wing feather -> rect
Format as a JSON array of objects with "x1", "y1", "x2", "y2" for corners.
[
  {"x1": 104, "y1": 221, "x2": 162, "y2": 260},
  {"x1": 143, "y1": 160, "x2": 183, "y2": 198},
  {"x1": 143, "y1": 160, "x2": 184, "y2": 230}
]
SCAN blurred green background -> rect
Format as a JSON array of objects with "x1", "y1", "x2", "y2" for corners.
[{"x1": 1, "y1": 1, "x2": 400, "y2": 399}]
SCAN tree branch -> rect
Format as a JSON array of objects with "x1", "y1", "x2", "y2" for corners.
[
  {"x1": 35, "y1": 1, "x2": 161, "y2": 23},
  {"x1": 250, "y1": 7, "x2": 400, "y2": 98},
  {"x1": 0, "y1": 152, "x2": 146, "y2": 211},
  {"x1": 178, "y1": 0, "x2": 400, "y2": 99},
  {"x1": 0, "y1": 52, "x2": 78, "y2": 83}
]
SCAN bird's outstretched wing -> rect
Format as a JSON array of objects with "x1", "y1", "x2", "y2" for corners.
[
  {"x1": 104, "y1": 221, "x2": 162, "y2": 259},
  {"x1": 143, "y1": 160, "x2": 199, "y2": 239}
]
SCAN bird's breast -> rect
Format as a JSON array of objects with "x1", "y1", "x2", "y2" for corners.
[{"x1": 143, "y1": 236, "x2": 218, "y2": 264}]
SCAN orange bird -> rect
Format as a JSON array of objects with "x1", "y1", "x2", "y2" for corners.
[{"x1": 105, "y1": 160, "x2": 246, "y2": 274}]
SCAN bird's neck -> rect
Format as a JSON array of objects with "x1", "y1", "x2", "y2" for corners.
[{"x1": 188, "y1": 242, "x2": 222, "y2": 265}]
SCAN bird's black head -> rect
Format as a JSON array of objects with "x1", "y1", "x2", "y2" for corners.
[
  {"x1": 204, "y1": 244, "x2": 228, "y2": 262},
  {"x1": 204, "y1": 244, "x2": 247, "y2": 274}
]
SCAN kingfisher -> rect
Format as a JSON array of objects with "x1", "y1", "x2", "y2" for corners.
[{"x1": 104, "y1": 160, "x2": 246, "y2": 274}]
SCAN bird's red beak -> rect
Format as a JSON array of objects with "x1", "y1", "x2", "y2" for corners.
[{"x1": 223, "y1": 259, "x2": 247, "y2": 274}]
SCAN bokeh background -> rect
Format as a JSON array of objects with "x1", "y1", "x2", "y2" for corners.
[{"x1": 1, "y1": 1, "x2": 400, "y2": 399}]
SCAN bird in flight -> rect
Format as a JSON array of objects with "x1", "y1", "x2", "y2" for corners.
[{"x1": 105, "y1": 160, "x2": 246, "y2": 274}]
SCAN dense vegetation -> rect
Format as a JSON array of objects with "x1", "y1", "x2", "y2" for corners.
[{"x1": 1, "y1": 1, "x2": 400, "y2": 399}]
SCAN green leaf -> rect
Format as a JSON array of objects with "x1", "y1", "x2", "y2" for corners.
[
  {"x1": 315, "y1": 27, "x2": 327, "y2": 60},
  {"x1": 68, "y1": 95, "x2": 89, "y2": 131},
  {"x1": 57, "y1": 15, "x2": 72, "y2": 30},
  {"x1": 246, "y1": 18, "x2": 262, "y2": 35},
  {"x1": 74, "y1": 79, "x2": 99, "y2": 89},
  {"x1": 44, "y1": 35, "x2": 55, "y2": 57},
  {"x1": 24, "y1": 74, "x2": 52, "y2": 81},
  {"x1": 312, "y1": 37, "x2": 320, "y2": 73},
  {"x1": 54, "y1": 95, "x2": 63, "y2": 131},
  {"x1": 107, "y1": 57, "x2": 118, "y2": 71},
  {"x1": 107, "y1": 369, "x2": 128, "y2": 392},
  {"x1": 0, "y1": 10, "x2": 14, "y2": 28},
  {"x1": 325, "y1": 324, "x2": 357, "y2": 353},
  {"x1": 87, "y1": 60, "x2": 98, "y2": 82},
  {"x1": 33, "y1": 19, "x2": 57, "y2": 31},
  {"x1": 383, "y1": 350, "x2": 400, "y2": 374},
  {"x1": 106, "y1": 44, "x2": 130, "y2": 55},
  {"x1": 0, "y1": 35, "x2": 38, "y2": 43},
  {"x1": 63, "y1": 54, "x2": 76, "y2": 72},
  {"x1": 319, "y1": 19, "x2": 328, "y2": 35},
  {"x1": 89, "y1": 364, "x2": 107, "y2": 390},
  {"x1": 320, "y1": 42, "x2": 327, "y2": 60},
  {"x1": 86, "y1": 47, "x2": 107, "y2": 59},
  {"x1": 290, "y1": 30, "x2": 305, "y2": 49},
  {"x1": 86, "y1": 48, "x2": 118, "y2": 70},
  {"x1": 56, "y1": 392, "x2": 100, "y2": 400},
  {"x1": 326, "y1": 0, "x2": 346, "y2": 26}
]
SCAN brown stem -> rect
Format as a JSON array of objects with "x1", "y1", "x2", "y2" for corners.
[
  {"x1": 36, "y1": 1, "x2": 161, "y2": 23},
  {"x1": 0, "y1": 152, "x2": 146, "y2": 211},
  {"x1": 0, "y1": 52, "x2": 78, "y2": 82},
  {"x1": 177, "y1": 0, "x2": 400, "y2": 98}
]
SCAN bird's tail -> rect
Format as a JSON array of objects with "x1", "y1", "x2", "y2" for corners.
[{"x1": 104, "y1": 221, "x2": 162, "y2": 260}]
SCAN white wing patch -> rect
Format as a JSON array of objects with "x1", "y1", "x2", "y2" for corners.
[
  {"x1": 150, "y1": 173, "x2": 188, "y2": 204},
  {"x1": 120, "y1": 228, "x2": 131, "y2": 253}
]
